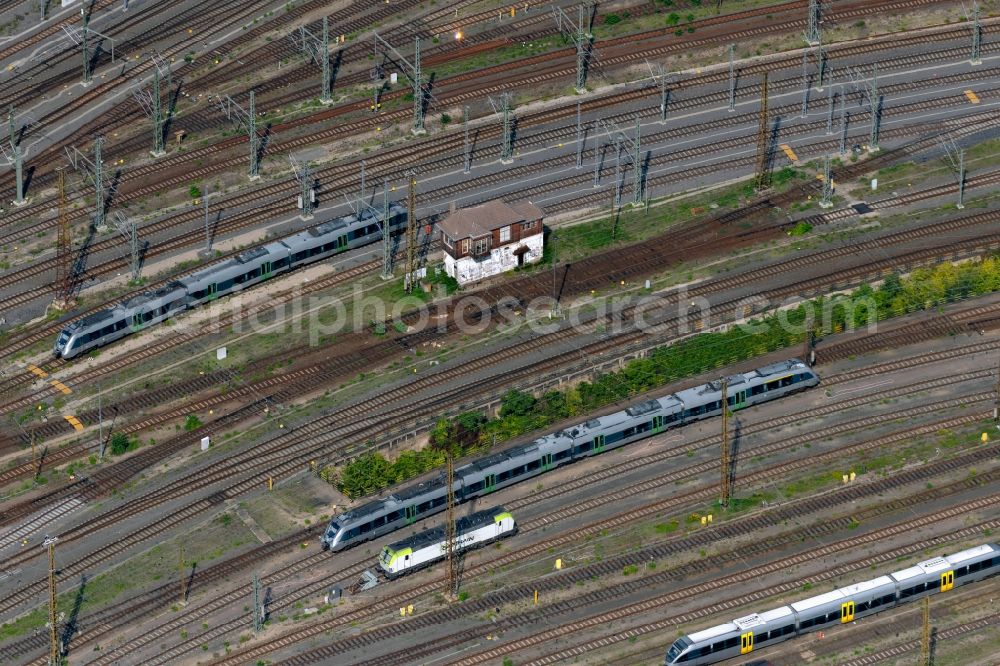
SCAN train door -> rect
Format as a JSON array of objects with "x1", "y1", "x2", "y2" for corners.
[
  {"x1": 404, "y1": 506, "x2": 417, "y2": 524},
  {"x1": 740, "y1": 632, "x2": 754, "y2": 654},
  {"x1": 593, "y1": 435, "x2": 605, "y2": 453},
  {"x1": 840, "y1": 601, "x2": 855, "y2": 623},
  {"x1": 131, "y1": 313, "x2": 143, "y2": 331},
  {"x1": 207, "y1": 283, "x2": 218, "y2": 300},
  {"x1": 337, "y1": 234, "x2": 348, "y2": 251},
  {"x1": 651, "y1": 416, "x2": 665, "y2": 434},
  {"x1": 733, "y1": 389, "x2": 748, "y2": 410},
  {"x1": 484, "y1": 474, "x2": 496, "y2": 493},
  {"x1": 941, "y1": 571, "x2": 954, "y2": 592},
  {"x1": 262, "y1": 261, "x2": 272, "y2": 279},
  {"x1": 540, "y1": 453, "x2": 553, "y2": 471}
]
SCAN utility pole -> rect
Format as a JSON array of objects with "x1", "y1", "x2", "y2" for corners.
[
  {"x1": 178, "y1": 544, "x2": 186, "y2": 604},
  {"x1": 381, "y1": 179, "x2": 392, "y2": 280},
  {"x1": 920, "y1": 596, "x2": 930, "y2": 666},
  {"x1": 54, "y1": 169, "x2": 74, "y2": 310},
  {"x1": 63, "y1": 7, "x2": 116, "y2": 86},
  {"x1": 215, "y1": 91, "x2": 264, "y2": 179},
  {"x1": 46, "y1": 536, "x2": 59, "y2": 665},
  {"x1": 445, "y1": 453, "x2": 457, "y2": 599},
  {"x1": 728, "y1": 45, "x2": 736, "y2": 112},
  {"x1": 6, "y1": 106, "x2": 26, "y2": 206},
  {"x1": 405, "y1": 173, "x2": 417, "y2": 293},
  {"x1": 647, "y1": 61, "x2": 671, "y2": 124},
  {"x1": 252, "y1": 571, "x2": 264, "y2": 632},
  {"x1": 200, "y1": 186, "x2": 213, "y2": 258},
  {"x1": 489, "y1": 92, "x2": 515, "y2": 164},
  {"x1": 993, "y1": 355, "x2": 999, "y2": 423},
  {"x1": 800, "y1": 49, "x2": 809, "y2": 118},
  {"x1": 632, "y1": 116, "x2": 642, "y2": 205},
  {"x1": 289, "y1": 154, "x2": 315, "y2": 219},
  {"x1": 66, "y1": 136, "x2": 113, "y2": 228},
  {"x1": 819, "y1": 156, "x2": 833, "y2": 208},
  {"x1": 806, "y1": 0, "x2": 820, "y2": 45},
  {"x1": 943, "y1": 139, "x2": 966, "y2": 209},
  {"x1": 552, "y1": 4, "x2": 592, "y2": 92},
  {"x1": 97, "y1": 381, "x2": 105, "y2": 460},
  {"x1": 373, "y1": 33, "x2": 425, "y2": 134},
  {"x1": 868, "y1": 64, "x2": 880, "y2": 152},
  {"x1": 112, "y1": 212, "x2": 141, "y2": 282},
  {"x1": 839, "y1": 83, "x2": 847, "y2": 155},
  {"x1": 753, "y1": 73, "x2": 771, "y2": 192},
  {"x1": 300, "y1": 16, "x2": 332, "y2": 104},
  {"x1": 970, "y1": 0, "x2": 982, "y2": 65},
  {"x1": 462, "y1": 105, "x2": 471, "y2": 174},
  {"x1": 575, "y1": 101, "x2": 584, "y2": 168},
  {"x1": 131, "y1": 59, "x2": 167, "y2": 157},
  {"x1": 720, "y1": 379, "x2": 731, "y2": 508},
  {"x1": 592, "y1": 125, "x2": 601, "y2": 187},
  {"x1": 825, "y1": 80, "x2": 835, "y2": 135}
]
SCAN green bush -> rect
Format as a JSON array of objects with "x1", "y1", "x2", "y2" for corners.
[
  {"x1": 109, "y1": 432, "x2": 131, "y2": 455},
  {"x1": 184, "y1": 415, "x2": 202, "y2": 431},
  {"x1": 337, "y1": 256, "x2": 1000, "y2": 499},
  {"x1": 189, "y1": 184, "x2": 202, "y2": 199}
]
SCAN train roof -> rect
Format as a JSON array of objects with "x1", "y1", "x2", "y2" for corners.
[
  {"x1": 790, "y1": 589, "x2": 843, "y2": 613},
  {"x1": 891, "y1": 556, "x2": 951, "y2": 582},
  {"x1": 754, "y1": 359, "x2": 807, "y2": 378},
  {"x1": 687, "y1": 622, "x2": 737, "y2": 643},
  {"x1": 947, "y1": 543, "x2": 999, "y2": 564},
  {"x1": 383, "y1": 506, "x2": 508, "y2": 553}
]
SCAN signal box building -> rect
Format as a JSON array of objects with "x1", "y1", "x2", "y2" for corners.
[{"x1": 439, "y1": 199, "x2": 544, "y2": 285}]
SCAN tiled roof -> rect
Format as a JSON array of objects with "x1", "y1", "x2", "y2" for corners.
[{"x1": 439, "y1": 199, "x2": 543, "y2": 239}]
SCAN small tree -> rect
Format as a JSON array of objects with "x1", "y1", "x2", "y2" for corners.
[
  {"x1": 189, "y1": 184, "x2": 202, "y2": 199},
  {"x1": 109, "y1": 432, "x2": 131, "y2": 455}
]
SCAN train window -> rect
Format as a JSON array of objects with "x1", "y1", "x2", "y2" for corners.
[
  {"x1": 468, "y1": 481, "x2": 483, "y2": 493},
  {"x1": 373, "y1": 516, "x2": 386, "y2": 528},
  {"x1": 723, "y1": 637, "x2": 739, "y2": 649},
  {"x1": 927, "y1": 578, "x2": 940, "y2": 590},
  {"x1": 498, "y1": 470, "x2": 512, "y2": 482},
  {"x1": 766, "y1": 379, "x2": 781, "y2": 390},
  {"x1": 554, "y1": 449, "x2": 570, "y2": 461},
  {"x1": 359, "y1": 522, "x2": 372, "y2": 534},
  {"x1": 825, "y1": 610, "x2": 839, "y2": 623},
  {"x1": 781, "y1": 376, "x2": 794, "y2": 387},
  {"x1": 527, "y1": 459, "x2": 540, "y2": 472},
  {"x1": 665, "y1": 413, "x2": 679, "y2": 423},
  {"x1": 116, "y1": 320, "x2": 127, "y2": 331},
  {"x1": 432, "y1": 496, "x2": 446, "y2": 508},
  {"x1": 606, "y1": 431, "x2": 624, "y2": 444},
  {"x1": 955, "y1": 565, "x2": 970, "y2": 578},
  {"x1": 622, "y1": 427, "x2": 636, "y2": 438},
  {"x1": 751, "y1": 383, "x2": 765, "y2": 395}
]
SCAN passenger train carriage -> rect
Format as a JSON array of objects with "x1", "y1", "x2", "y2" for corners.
[
  {"x1": 54, "y1": 203, "x2": 408, "y2": 359},
  {"x1": 377, "y1": 506, "x2": 516, "y2": 579},
  {"x1": 322, "y1": 359, "x2": 819, "y2": 551},
  {"x1": 664, "y1": 543, "x2": 1000, "y2": 665}
]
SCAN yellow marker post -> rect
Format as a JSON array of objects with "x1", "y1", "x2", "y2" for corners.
[
  {"x1": 407, "y1": 604, "x2": 414, "y2": 615},
  {"x1": 849, "y1": 471, "x2": 856, "y2": 482},
  {"x1": 842, "y1": 474, "x2": 849, "y2": 484},
  {"x1": 983, "y1": 432, "x2": 989, "y2": 443},
  {"x1": 267, "y1": 476, "x2": 274, "y2": 491},
  {"x1": 534, "y1": 589, "x2": 538, "y2": 605},
  {"x1": 554, "y1": 558, "x2": 562, "y2": 570},
  {"x1": 965, "y1": 90, "x2": 980, "y2": 104},
  {"x1": 400, "y1": 607, "x2": 406, "y2": 617},
  {"x1": 707, "y1": 514, "x2": 713, "y2": 524},
  {"x1": 700, "y1": 516, "x2": 707, "y2": 526}
]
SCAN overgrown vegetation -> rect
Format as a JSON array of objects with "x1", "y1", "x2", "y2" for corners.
[{"x1": 334, "y1": 256, "x2": 1000, "y2": 498}]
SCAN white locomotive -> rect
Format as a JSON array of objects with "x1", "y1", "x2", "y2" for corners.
[{"x1": 378, "y1": 506, "x2": 517, "y2": 579}]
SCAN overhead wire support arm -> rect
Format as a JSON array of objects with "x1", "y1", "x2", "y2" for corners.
[
  {"x1": 63, "y1": 7, "x2": 116, "y2": 86},
  {"x1": 372, "y1": 31, "x2": 427, "y2": 134},
  {"x1": 112, "y1": 211, "x2": 141, "y2": 282},
  {"x1": 3, "y1": 105, "x2": 26, "y2": 206},
  {"x1": 300, "y1": 16, "x2": 333, "y2": 104},
  {"x1": 941, "y1": 138, "x2": 966, "y2": 209},
  {"x1": 488, "y1": 92, "x2": 515, "y2": 164},
  {"x1": 215, "y1": 91, "x2": 266, "y2": 178},
  {"x1": 289, "y1": 154, "x2": 316, "y2": 219},
  {"x1": 551, "y1": 3, "x2": 593, "y2": 93},
  {"x1": 645, "y1": 60, "x2": 672, "y2": 124},
  {"x1": 65, "y1": 136, "x2": 110, "y2": 229},
  {"x1": 130, "y1": 57, "x2": 167, "y2": 157}
]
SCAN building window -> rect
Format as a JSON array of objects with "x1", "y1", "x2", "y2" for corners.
[
  {"x1": 461, "y1": 238, "x2": 470, "y2": 254},
  {"x1": 500, "y1": 225, "x2": 511, "y2": 243},
  {"x1": 521, "y1": 219, "x2": 537, "y2": 231},
  {"x1": 474, "y1": 236, "x2": 490, "y2": 255},
  {"x1": 444, "y1": 234, "x2": 453, "y2": 248}
]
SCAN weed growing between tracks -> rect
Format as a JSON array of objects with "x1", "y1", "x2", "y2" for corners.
[{"x1": 333, "y1": 256, "x2": 1000, "y2": 497}]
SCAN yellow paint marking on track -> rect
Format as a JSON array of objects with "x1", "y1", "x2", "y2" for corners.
[
  {"x1": 50, "y1": 380, "x2": 72, "y2": 395},
  {"x1": 64, "y1": 415, "x2": 84, "y2": 431},
  {"x1": 28, "y1": 364, "x2": 49, "y2": 378},
  {"x1": 965, "y1": 90, "x2": 980, "y2": 104},
  {"x1": 780, "y1": 144, "x2": 798, "y2": 162}
]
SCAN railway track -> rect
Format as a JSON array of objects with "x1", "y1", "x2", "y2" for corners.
[
  {"x1": 77, "y1": 413, "x2": 1000, "y2": 665},
  {"x1": 215, "y1": 444, "x2": 1000, "y2": 664},
  {"x1": 0, "y1": 1, "x2": 983, "y2": 250}
]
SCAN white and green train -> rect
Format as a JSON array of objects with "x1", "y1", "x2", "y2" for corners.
[{"x1": 377, "y1": 506, "x2": 517, "y2": 579}]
